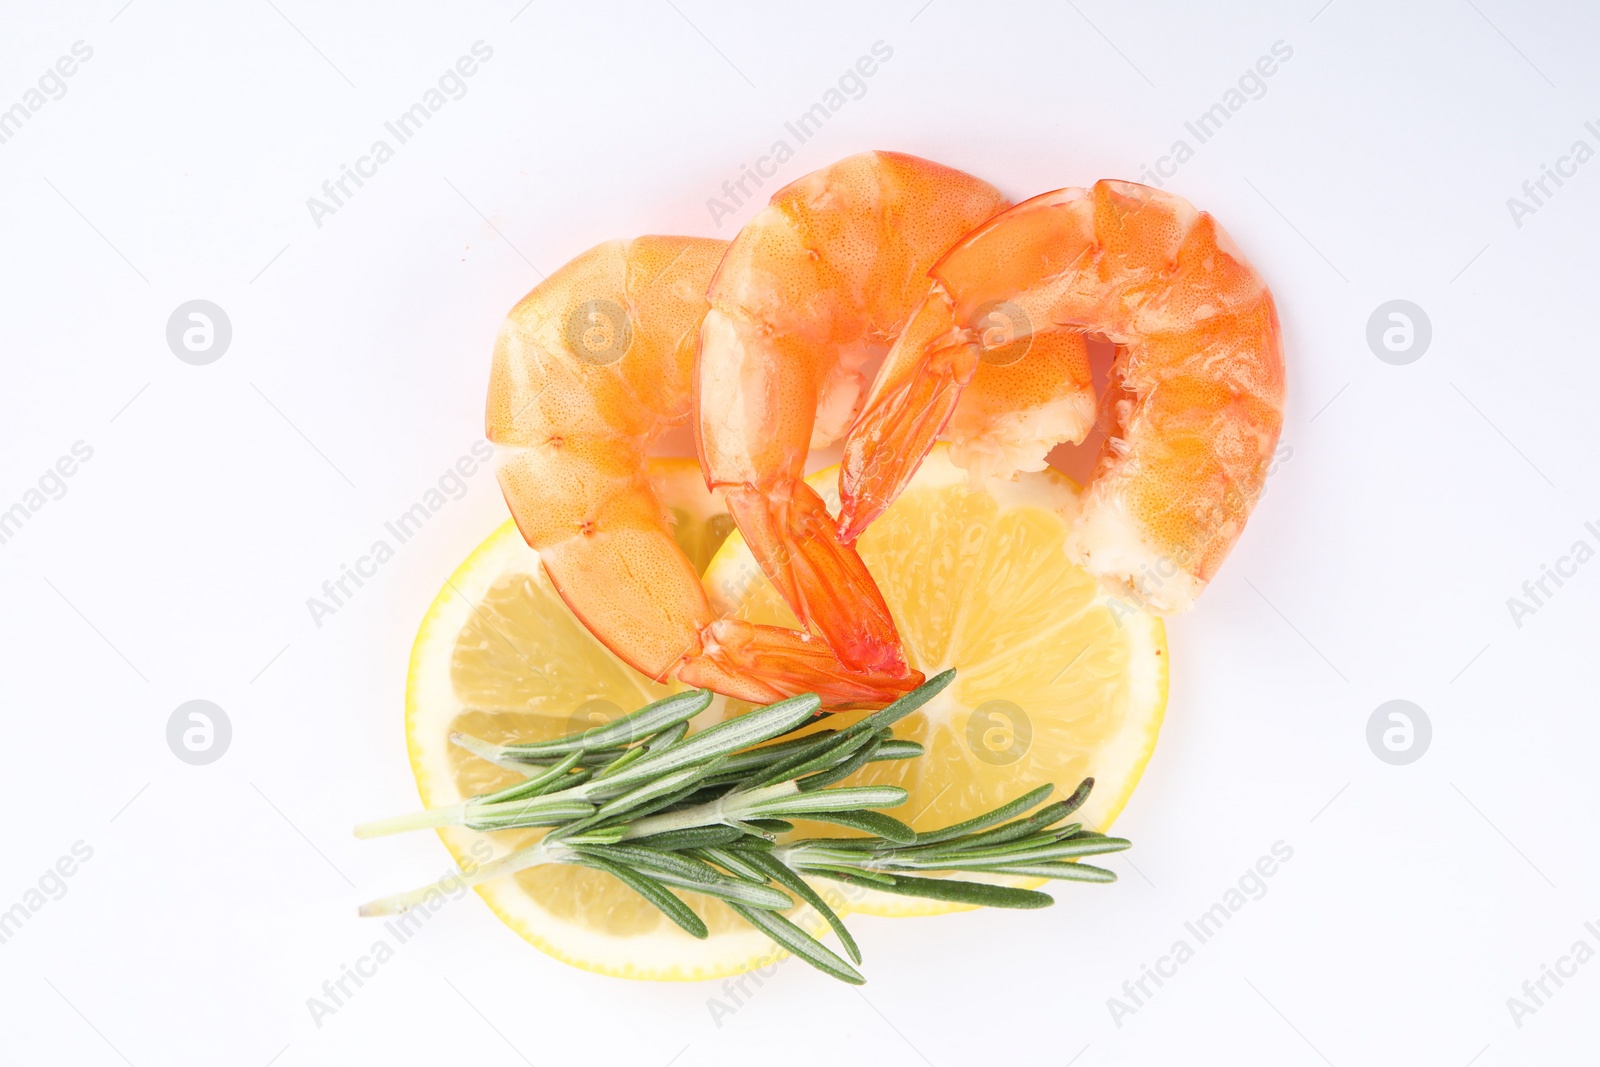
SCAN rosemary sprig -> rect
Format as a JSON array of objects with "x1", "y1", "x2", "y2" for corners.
[{"x1": 356, "y1": 670, "x2": 1131, "y2": 983}]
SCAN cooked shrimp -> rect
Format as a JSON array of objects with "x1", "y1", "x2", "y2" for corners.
[
  {"x1": 839, "y1": 180, "x2": 1286, "y2": 613},
  {"x1": 695, "y1": 151, "x2": 1009, "y2": 674},
  {"x1": 487, "y1": 236, "x2": 918, "y2": 706}
]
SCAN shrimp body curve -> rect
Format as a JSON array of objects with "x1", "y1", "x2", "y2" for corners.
[{"x1": 840, "y1": 180, "x2": 1286, "y2": 613}]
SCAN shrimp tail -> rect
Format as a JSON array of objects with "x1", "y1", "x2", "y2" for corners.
[
  {"x1": 681, "y1": 619, "x2": 925, "y2": 708},
  {"x1": 838, "y1": 294, "x2": 979, "y2": 543},
  {"x1": 723, "y1": 480, "x2": 913, "y2": 679}
]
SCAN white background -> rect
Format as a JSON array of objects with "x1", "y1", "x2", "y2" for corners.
[{"x1": 2, "y1": 1, "x2": 1597, "y2": 1064}]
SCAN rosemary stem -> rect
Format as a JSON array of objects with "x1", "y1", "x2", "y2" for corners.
[
  {"x1": 358, "y1": 777, "x2": 807, "y2": 913},
  {"x1": 620, "y1": 781, "x2": 800, "y2": 841},
  {"x1": 355, "y1": 838, "x2": 573, "y2": 916},
  {"x1": 618, "y1": 801, "x2": 724, "y2": 841},
  {"x1": 353, "y1": 803, "x2": 466, "y2": 839},
  {"x1": 448, "y1": 731, "x2": 546, "y2": 775},
  {"x1": 773, "y1": 844, "x2": 875, "y2": 869}
]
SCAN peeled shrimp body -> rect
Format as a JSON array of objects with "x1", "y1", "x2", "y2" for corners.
[
  {"x1": 839, "y1": 180, "x2": 1286, "y2": 613},
  {"x1": 695, "y1": 151, "x2": 1010, "y2": 674},
  {"x1": 487, "y1": 236, "x2": 918, "y2": 706}
]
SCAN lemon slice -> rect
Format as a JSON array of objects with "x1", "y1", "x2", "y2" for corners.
[
  {"x1": 650, "y1": 457, "x2": 738, "y2": 575},
  {"x1": 406, "y1": 458, "x2": 795, "y2": 980},
  {"x1": 703, "y1": 445, "x2": 1168, "y2": 917}
]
